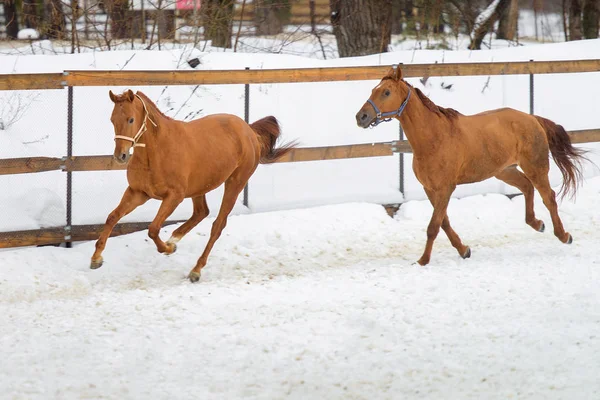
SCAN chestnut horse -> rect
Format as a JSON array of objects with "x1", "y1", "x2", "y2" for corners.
[
  {"x1": 90, "y1": 89, "x2": 295, "y2": 282},
  {"x1": 356, "y1": 66, "x2": 587, "y2": 266}
]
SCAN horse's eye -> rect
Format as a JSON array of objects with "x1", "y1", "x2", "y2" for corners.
[
  {"x1": 384, "y1": 90, "x2": 391, "y2": 97},
  {"x1": 128, "y1": 117, "x2": 134, "y2": 124}
]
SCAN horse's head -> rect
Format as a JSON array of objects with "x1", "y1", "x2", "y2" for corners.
[
  {"x1": 356, "y1": 66, "x2": 411, "y2": 128},
  {"x1": 109, "y1": 89, "x2": 147, "y2": 164}
]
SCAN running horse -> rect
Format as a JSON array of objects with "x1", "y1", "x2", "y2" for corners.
[
  {"x1": 356, "y1": 66, "x2": 587, "y2": 265},
  {"x1": 90, "y1": 89, "x2": 295, "y2": 282}
]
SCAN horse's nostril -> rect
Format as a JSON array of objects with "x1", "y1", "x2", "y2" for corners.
[
  {"x1": 120, "y1": 154, "x2": 127, "y2": 161},
  {"x1": 361, "y1": 113, "x2": 368, "y2": 121}
]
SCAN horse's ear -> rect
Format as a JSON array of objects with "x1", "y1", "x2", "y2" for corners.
[
  {"x1": 393, "y1": 65, "x2": 403, "y2": 81},
  {"x1": 109, "y1": 90, "x2": 116, "y2": 103},
  {"x1": 126, "y1": 89, "x2": 135, "y2": 102}
]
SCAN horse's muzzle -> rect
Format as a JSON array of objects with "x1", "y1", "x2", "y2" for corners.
[
  {"x1": 356, "y1": 109, "x2": 373, "y2": 129},
  {"x1": 114, "y1": 152, "x2": 130, "y2": 164}
]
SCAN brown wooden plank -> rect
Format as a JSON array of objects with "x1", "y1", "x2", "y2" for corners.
[
  {"x1": 275, "y1": 142, "x2": 395, "y2": 162},
  {"x1": 65, "y1": 143, "x2": 399, "y2": 171},
  {"x1": 0, "y1": 73, "x2": 64, "y2": 90},
  {"x1": 0, "y1": 220, "x2": 185, "y2": 249},
  {"x1": 0, "y1": 227, "x2": 65, "y2": 248},
  {"x1": 0, "y1": 129, "x2": 598, "y2": 178},
  {"x1": 63, "y1": 60, "x2": 600, "y2": 87},
  {"x1": 69, "y1": 220, "x2": 184, "y2": 241},
  {"x1": 0, "y1": 156, "x2": 63, "y2": 175},
  {"x1": 65, "y1": 155, "x2": 126, "y2": 172},
  {"x1": 568, "y1": 129, "x2": 600, "y2": 144}
]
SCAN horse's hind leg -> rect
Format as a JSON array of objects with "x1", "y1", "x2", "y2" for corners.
[
  {"x1": 441, "y1": 214, "x2": 471, "y2": 259},
  {"x1": 495, "y1": 165, "x2": 545, "y2": 232},
  {"x1": 166, "y1": 195, "x2": 209, "y2": 248},
  {"x1": 91, "y1": 187, "x2": 149, "y2": 269},
  {"x1": 519, "y1": 161, "x2": 572, "y2": 244},
  {"x1": 188, "y1": 172, "x2": 250, "y2": 282}
]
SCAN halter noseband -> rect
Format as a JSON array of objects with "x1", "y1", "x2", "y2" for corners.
[
  {"x1": 367, "y1": 86, "x2": 411, "y2": 127},
  {"x1": 114, "y1": 94, "x2": 157, "y2": 150}
]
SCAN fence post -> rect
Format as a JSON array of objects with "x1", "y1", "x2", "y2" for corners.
[
  {"x1": 399, "y1": 124, "x2": 405, "y2": 196},
  {"x1": 396, "y1": 63, "x2": 405, "y2": 197},
  {"x1": 65, "y1": 84, "x2": 73, "y2": 247},
  {"x1": 529, "y1": 59, "x2": 534, "y2": 115},
  {"x1": 243, "y1": 66, "x2": 250, "y2": 208}
]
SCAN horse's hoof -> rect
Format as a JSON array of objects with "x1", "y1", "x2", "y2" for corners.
[
  {"x1": 188, "y1": 271, "x2": 201, "y2": 283},
  {"x1": 90, "y1": 258, "x2": 104, "y2": 270},
  {"x1": 461, "y1": 247, "x2": 471, "y2": 259},
  {"x1": 538, "y1": 222, "x2": 545, "y2": 233},
  {"x1": 167, "y1": 243, "x2": 177, "y2": 255},
  {"x1": 566, "y1": 234, "x2": 573, "y2": 244}
]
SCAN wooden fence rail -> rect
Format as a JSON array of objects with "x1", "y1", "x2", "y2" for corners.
[
  {"x1": 1, "y1": 130, "x2": 598, "y2": 176},
  {"x1": 0, "y1": 221, "x2": 185, "y2": 249},
  {"x1": 1, "y1": 59, "x2": 600, "y2": 91}
]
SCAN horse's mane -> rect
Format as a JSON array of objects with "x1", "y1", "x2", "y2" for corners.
[
  {"x1": 135, "y1": 91, "x2": 174, "y2": 122},
  {"x1": 383, "y1": 71, "x2": 462, "y2": 120},
  {"x1": 412, "y1": 85, "x2": 462, "y2": 119}
]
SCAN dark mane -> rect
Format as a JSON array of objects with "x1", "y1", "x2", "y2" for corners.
[
  {"x1": 383, "y1": 70, "x2": 461, "y2": 120},
  {"x1": 135, "y1": 91, "x2": 174, "y2": 122},
  {"x1": 410, "y1": 83, "x2": 462, "y2": 119}
]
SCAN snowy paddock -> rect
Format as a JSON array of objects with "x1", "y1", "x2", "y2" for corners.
[
  {"x1": 1, "y1": 33, "x2": 600, "y2": 399},
  {"x1": 1, "y1": 177, "x2": 600, "y2": 399}
]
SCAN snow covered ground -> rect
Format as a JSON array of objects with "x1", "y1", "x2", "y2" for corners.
[{"x1": 1, "y1": 176, "x2": 600, "y2": 399}]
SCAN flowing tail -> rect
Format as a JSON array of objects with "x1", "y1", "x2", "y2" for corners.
[
  {"x1": 534, "y1": 115, "x2": 588, "y2": 199},
  {"x1": 250, "y1": 116, "x2": 298, "y2": 164}
]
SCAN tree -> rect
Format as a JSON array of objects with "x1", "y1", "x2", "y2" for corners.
[
  {"x1": 497, "y1": 0, "x2": 519, "y2": 40},
  {"x1": 44, "y1": 0, "x2": 67, "y2": 39},
  {"x1": 569, "y1": 0, "x2": 583, "y2": 40},
  {"x1": 468, "y1": 0, "x2": 510, "y2": 50},
  {"x1": 104, "y1": 0, "x2": 131, "y2": 39},
  {"x1": 329, "y1": 0, "x2": 393, "y2": 57},
  {"x1": 583, "y1": 0, "x2": 599, "y2": 39},
  {"x1": 23, "y1": 0, "x2": 44, "y2": 30},
  {"x1": 202, "y1": 0, "x2": 235, "y2": 48},
  {"x1": 2, "y1": 0, "x2": 20, "y2": 39},
  {"x1": 254, "y1": 0, "x2": 291, "y2": 35}
]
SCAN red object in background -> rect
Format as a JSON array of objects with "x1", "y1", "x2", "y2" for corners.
[{"x1": 176, "y1": 0, "x2": 201, "y2": 10}]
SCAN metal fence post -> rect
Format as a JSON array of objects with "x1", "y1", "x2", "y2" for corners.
[
  {"x1": 529, "y1": 59, "x2": 534, "y2": 115},
  {"x1": 66, "y1": 84, "x2": 73, "y2": 247},
  {"x1": 396, "y1": 63, "x2": 405, "y2": 197},
  {"x1": 399, "y1": 123, "x2": 405, "y2": 196},
  {"x1": 243, "y1": 66, "x2": 250, "y2": 208}
]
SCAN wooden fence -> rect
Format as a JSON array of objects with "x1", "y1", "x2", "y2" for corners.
[
  {"x1": 1, "y1": 59, "x2": 599, "y2": 248},
  {"x1": 3, "y1": 59, "x2": 600, "y2": 90}
]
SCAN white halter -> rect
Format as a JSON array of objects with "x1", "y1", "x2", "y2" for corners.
[{"x1": 114, "y1": 94, "x2": 157, "y2": 149}]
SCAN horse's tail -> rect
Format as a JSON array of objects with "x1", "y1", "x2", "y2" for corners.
[
  {"x1": 534, "y1": 115, "x2": 588, "y2": 200},
  {"x1": 250, "y1": 116, "x2": 298, "y2": 164}
]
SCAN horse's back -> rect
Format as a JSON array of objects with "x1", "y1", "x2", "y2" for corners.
[
  {"x1": 182, "y1": 113, "x2": 260, "y2": 168},
  {"x1": 466, "y1": 107, "x2": 543, "y2": 136}
]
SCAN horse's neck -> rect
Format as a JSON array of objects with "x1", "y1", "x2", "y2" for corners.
[
  {"x1": 398, "y1": 94, "x2": 448, "y2": 156},
  {"x1": 130, "y1": 113, "x2": 170, "y2": 168}
]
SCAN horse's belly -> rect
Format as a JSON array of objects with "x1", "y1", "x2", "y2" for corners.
[{"x1": 457, "y1": 158, "x2": 515, "y2": 184}]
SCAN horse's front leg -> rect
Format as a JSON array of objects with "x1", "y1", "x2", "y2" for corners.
[
  {"x1": 91, "y1": 187, "x2": 149, "y2": 269},
  {"x1": 424, "y1": 188, "x2": 470, "y2": 260},
  {"x1": 148, "y1": 192, "x2": 185, "y2": 254},
  {"x1": 417, "y1": 186, "x2": 455, "y2": 266}
]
